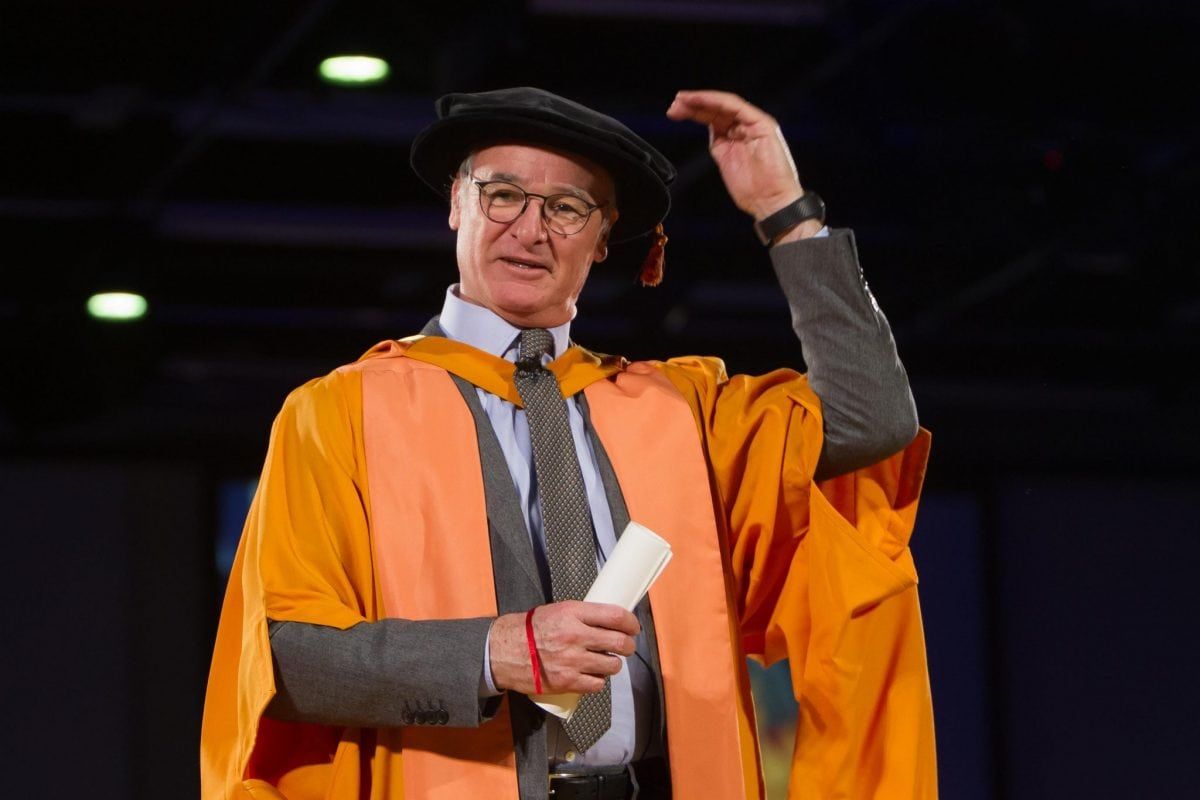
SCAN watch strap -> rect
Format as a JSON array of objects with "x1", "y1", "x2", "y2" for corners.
[{"x1": 754, "y1": 191, "x2": 826, "y2": 246}]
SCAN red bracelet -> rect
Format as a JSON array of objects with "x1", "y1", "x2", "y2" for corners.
[{"x1": 525, "y1": 607, "x2": 543, "y2": 695}]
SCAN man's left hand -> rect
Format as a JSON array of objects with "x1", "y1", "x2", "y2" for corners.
[{"x1": 666, "y1": 89, "x2": 821, "y2": 238}]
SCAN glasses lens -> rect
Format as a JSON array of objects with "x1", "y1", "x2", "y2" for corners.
[
  {"x1": 476, "y1": 181, "x2": 596, "y2": 234},
  {"x1": 544, "y1": 195, "x2": 591, "y2": 234},
  {"x1": 479, "y1": 182, "x2": 526, "y2": 223}
]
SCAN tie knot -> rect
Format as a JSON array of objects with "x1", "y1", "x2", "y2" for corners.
[{"x1": 517, "y1": 328, "x2": 554, "y2": 366}]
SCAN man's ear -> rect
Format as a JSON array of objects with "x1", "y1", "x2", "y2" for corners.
[
  {"x1": 593, "y1": 209, "x2": 619, "y2": 263},
  {"x1": 448, "y1": 177, "x2": 462, "y2": 231}
]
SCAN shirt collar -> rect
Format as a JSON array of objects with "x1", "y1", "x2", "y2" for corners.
[{"x1": 438, "y1": 285, "x2": 573, "y2": 361}]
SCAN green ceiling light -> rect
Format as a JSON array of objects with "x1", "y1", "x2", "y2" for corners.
[
  {"x1": 318, "y1": 55, "x2": 390, "y2": 86},
  {"x1": 87, "y1": 291, "x2": 147, "y2": 321}
]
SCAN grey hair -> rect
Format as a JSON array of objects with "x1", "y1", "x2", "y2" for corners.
[
  {"x1": 453, "y1": 153, "x2": 616, "y2": 237},
  {"x1": 454, "y1": 154, "x2": 474, "y2": 207}
]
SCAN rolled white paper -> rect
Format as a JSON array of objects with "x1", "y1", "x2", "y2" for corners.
[{"x1": 533, "y1": 521, "x2": 673, "y2": 719}]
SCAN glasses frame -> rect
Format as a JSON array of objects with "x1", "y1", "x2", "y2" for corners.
[{"x1": 471, "y1": 177, "x2": 606, "y2": 236}]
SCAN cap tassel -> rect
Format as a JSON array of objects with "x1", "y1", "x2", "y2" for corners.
[{"x1": 638, "y1": 224, "x2": 668, "y2": 287}]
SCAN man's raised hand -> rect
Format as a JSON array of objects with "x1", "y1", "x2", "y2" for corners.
[{"x1": 667, "y1": 89, "x2": 818, "y2": 235}]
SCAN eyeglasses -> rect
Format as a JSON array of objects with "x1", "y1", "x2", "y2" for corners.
[{"x1": 472, "y1": 178, "x2": 605, "y2": 236}]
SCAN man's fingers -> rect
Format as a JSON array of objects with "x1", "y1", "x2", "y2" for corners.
[
  {"x1": 574, "y1": 602, "x2": 640, "y2": 636},
  {"x1": 667, "y1": 90, "x2": 774, "y2": 137},
  {"x1": 563, "y1": 603, "x2": 637, "y2": 654},
  {"x1": 668, "y1": 89, "x2": 768, "y2": 120},
  {"x1": 670, "y1": 102, "x2": 744, "y2": 137},
  {"x1": 667, "y1": 98, "x2": 737, "y2": 128},
  {"x1": 573, "y1": 674, "x2": 608, "y2": 694},
  {"x1": 592, "y1": 630, "x2": 636, "y2": 657},
  {"x1": 540, "y1": 644, "x2": 622, "y2": 693},
  {"x1": 578, "y1": 651, "x2": 624, "y2": 677}
]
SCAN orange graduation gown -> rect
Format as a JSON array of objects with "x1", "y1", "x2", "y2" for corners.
[{"x1": 201, "y1": 336, "x2": 936, "y2": 799}]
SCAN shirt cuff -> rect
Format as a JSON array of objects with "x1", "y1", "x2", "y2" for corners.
[{"x1": 479, "y1": 619, "x2": 503, "y2": 697}]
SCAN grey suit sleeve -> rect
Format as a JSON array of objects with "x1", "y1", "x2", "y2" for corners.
[
  {"x1": 770, "y1": 228, "x2": 919, "y2": 480},
  {"x1": 264, "y1": 617, "x2": 503, "y2": 728}
]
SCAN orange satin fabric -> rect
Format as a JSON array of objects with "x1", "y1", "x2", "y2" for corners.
[
  {"x1": 201, "y1": 338, "x2": 936, "y2": 800},
  {"x1": 201, "y1": 362, "x2": 380, "y2": 800},
  {"x1": 656, "y1": 356, "x2": 937, "y2": 799},
  {"x1": 584, "y1": 363, "x2": 757, "y2": 799},
  {"x1": 360, "y1": 347, "x2": 520, "y2": 799}
]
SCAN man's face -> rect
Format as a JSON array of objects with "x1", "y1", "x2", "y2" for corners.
[{"x1": 449, "y1": 143, "x2": 616, "y2": 329}]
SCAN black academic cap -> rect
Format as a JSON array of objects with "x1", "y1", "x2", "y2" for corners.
[{"x1": 409, "y1": 87, "x2": 677, "y2": 244}]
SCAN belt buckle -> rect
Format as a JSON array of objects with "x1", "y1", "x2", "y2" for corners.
[
  {"x1": 547, "y1": 772, "x2": 583, "y2": 799},
  {"x1": 547, "y1": 769, "x2": 635, "y2": 800}
]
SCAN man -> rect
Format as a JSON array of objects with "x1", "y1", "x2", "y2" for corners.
[{"x1": 202, "y1": 87, "x2": 936, "y2": 799}]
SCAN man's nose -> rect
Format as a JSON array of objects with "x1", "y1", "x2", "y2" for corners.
[{"x1": 509, "y1": 197, "x2": 549, "y2": 244}]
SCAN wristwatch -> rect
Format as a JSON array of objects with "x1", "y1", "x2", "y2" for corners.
[{"x1": 753, "y1": 192, "x2": 826, "y2": 247}]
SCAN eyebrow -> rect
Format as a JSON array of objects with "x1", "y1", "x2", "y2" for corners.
[{"x1": 480, "y1": 171, "x2": 597, "y2": 203}]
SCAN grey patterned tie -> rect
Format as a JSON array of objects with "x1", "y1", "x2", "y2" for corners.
[{"x1": 513, "y1": 328, "x2": 611, "y2": 752}]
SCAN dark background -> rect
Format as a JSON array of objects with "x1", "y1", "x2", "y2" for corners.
[{"x1": 2, "y1": 1, "x2": 1197, "y2": 797}]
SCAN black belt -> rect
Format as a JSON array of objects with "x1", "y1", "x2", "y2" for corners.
[{"x1": 548, "y1": 757, "x2": 669, "y2": 800}]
